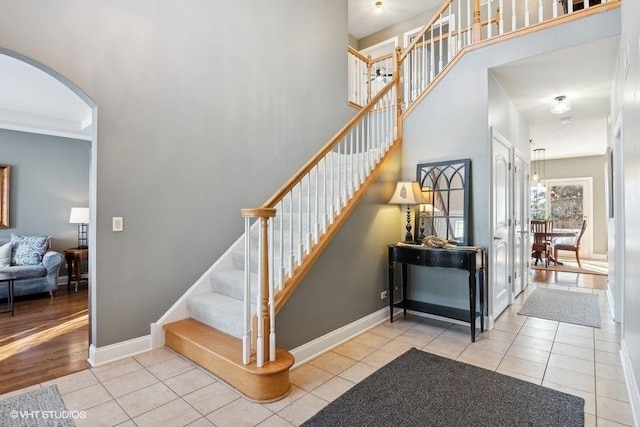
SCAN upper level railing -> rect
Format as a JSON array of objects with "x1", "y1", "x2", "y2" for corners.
[
  {"x1": 351, "y1": 0, "x2": 615, "y2": 111},
  {"x1": 348, "y1": 47, "x2": 395, "y2": 107},
  {"x1": 242, "y1": 0, "x2": 618, "y2": 369}
]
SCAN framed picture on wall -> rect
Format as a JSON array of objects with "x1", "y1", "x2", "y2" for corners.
[{"x1": 0, "y1": 165, "x2": 9, "y2": 228}]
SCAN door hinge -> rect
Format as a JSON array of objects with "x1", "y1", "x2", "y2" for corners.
[{"x1": 509, "y1": 162, "x2": 512, "y2": 170}]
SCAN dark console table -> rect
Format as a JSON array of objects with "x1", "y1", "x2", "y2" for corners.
[{"x1": 388, "y1": 244, "x2": 486, "y2": 342}]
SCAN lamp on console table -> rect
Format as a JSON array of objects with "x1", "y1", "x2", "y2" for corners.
[
  {"x1": 69, "y1": 207, "x2": 89, "y2": 249},
  {"x1": 388, "y1": 181, "x2": 428, "y2": 243}
]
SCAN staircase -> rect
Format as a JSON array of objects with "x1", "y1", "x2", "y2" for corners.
[{"x1": 162, "y1": 0, "x2": 620, "y2": 402}]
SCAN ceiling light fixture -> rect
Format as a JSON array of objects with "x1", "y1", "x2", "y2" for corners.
[
  {"x1": 374, "y1": 1, "x2": 383, "y2": 15},
  {"x1": 532, "y1": 148, "x2": 546, "y2": 187},
  {"x1": 550, "y1": 95, "x2": 571, "y2": 115}
]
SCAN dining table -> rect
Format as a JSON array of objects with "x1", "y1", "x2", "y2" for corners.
[{"x1": 534, "y1": 231, "x2": 578, "y2": 265}]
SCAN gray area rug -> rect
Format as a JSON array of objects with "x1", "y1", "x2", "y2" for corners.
[
  {"x1": 303, "y1": 348, "x2": 584, "y2": 427},
  {"x1": 0, "y1": 385, "x2": 75, "y2": 427},
  {"x1": 518, "y1": 288, "x2": 601, "y2": 328}
]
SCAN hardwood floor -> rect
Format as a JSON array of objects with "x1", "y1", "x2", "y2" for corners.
[
  {"x1": 530, "y1": 267, "x2": 607, "y2": 290},
  {"x1": 0, "y1": 285, "x2": 89, "y2": 394},
  {"x1": 0, "y1": 266, "x2": 607, "y2": 397}
]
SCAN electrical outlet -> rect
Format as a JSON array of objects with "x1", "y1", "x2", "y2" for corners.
[{"x1": 380, "y1": 290, "x2": 388, "y2": 299}]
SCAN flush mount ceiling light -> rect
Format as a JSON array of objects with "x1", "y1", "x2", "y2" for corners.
[
  {"x1": 374, "y1": 1, "x2": 383, "y2": 15},
  {"x1": 550, "y1": 95, "x2": 571, "y2": 115}
]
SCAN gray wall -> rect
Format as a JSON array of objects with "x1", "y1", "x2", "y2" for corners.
[
  {"x1": 0, "y1": 129, "x2": 90, "y2": 257},
  {"x1": 357, "y1": 10, "x2": 437, "y2": 50},
  {"x1": 532, "y1": 156, "x2": 607, "y2": 255},
  {"x1": 0, "y1": 0, "x2": 355, "y2": 347},
  {"x1": 277, "y1": 152, "x2": 400, "y2": 349}
]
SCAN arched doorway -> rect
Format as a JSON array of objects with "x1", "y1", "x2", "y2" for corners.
[{"x1": 0, "y1": 47, "x2": 97, "y2": 390}]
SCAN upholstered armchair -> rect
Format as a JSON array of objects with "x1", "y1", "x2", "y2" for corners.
[{"x1": 0, "y1": 235, "x2": 64, "y2": 298}]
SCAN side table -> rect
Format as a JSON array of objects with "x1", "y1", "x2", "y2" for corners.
[
  {"x1": 0, "y1": 271, "x2": 17, "y2": 316},
  {"x1": 64, "y1": 248, "x2": 88, "y2": 292}
]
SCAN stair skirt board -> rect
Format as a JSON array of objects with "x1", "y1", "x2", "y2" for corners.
[{"x1": 164, "y1": 318, "x2": 294, "y2": 403}]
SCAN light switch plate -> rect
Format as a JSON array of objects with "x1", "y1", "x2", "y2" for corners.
[{"x1": 113, "y1": 217, "x2": 123, "y2": 232}]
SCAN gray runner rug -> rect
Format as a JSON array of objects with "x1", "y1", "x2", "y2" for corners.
[
  {"x1": 0, "y1": 385, "x2": 76, "y2": 427},
  {"x1": 518, "y1": 288, "x2": 601, "y2": 328},
  {"x1": 303, "y1": 348, "x2": 584, "y2": 427}
]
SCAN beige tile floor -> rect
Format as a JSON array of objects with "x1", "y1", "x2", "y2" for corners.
[{"x1": 1, "y1": 282, "x2": 632, "y2": 426}]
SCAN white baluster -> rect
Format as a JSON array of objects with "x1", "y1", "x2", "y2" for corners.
[
  {"x1": 486, "y1": 1, "x2": 492, "y2": 38},
  {"x1": 314, "y1": 166, "x2": 319, "y2": 244},
  {"x1": 458, "y1": 0, "x2": 462, "y2": 50},
  {"x1": 525, "y1": 0, "x2": 530, "y2": 26},
  {"x1": 467, "y1": 0, "x2": 472, "y2": 45},
  {"x1": 269, "y1": 216, "x2": 274, "y2": 293},
  {"x1": 349, "y1": 132, "x2": 355, "y2": 198},
  {"x1": 430, "y1": 26, "x2": 435, "y2": 81},
  {"x1": 330, "y1": 149, "x2": 335, "y2": 220},
  {"x1": 269, "y1": 250, "x2": 276, "y2": 362},
  {"x1": 278, "y1": 203, "x2": 284, "y2": 290},
  {"x1": 538, "y1": 0, "x2": 543, "y2": 23},
  {"x1": 297, "y1": 183, "x2": 303, "y2": 262},
  {"x1": 288, "y1": 194, "x2": 294, "y2": 275},
  {"x1": 499, "y1": 0, "x2": 504, "y2": 35},
  {"x1": 552, "y1": 0, "x2": 558, "y2": 18},
  {"x1": 322, "y1": 157, "x2": 327, "y2": 233},
  {"x1": 306, "y1": 175, "x2": 311, "y2": 254},
  {"x1": 342, "y1": 140, "x2": 348, "y2": 206},
  {"x1": 256, "y1": 219, "x2": 264, "y2": 368},
  {"x1": 243, "y1": 217, "x2": 251, "y2": 365},
  {"x1": 512, "y1": 0, "x2": 516, "y2": 31}
]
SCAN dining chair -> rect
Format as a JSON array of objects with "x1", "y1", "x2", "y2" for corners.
[
  {"x1": 553, "y1": 219, "x2": 587, "y2": 268},
  {"x1": 530, "y1": 220, "x2": 551, "y2": 267}
]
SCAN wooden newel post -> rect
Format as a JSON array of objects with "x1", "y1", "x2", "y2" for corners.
[
  {"x1": 241, "y1": 207, "x2": 276, "y2": 366},
  {"x1": 366, "y1": 55, "x2": 373, "y2": 103},
  {"x1": 394, "y1": 47, "x2": 403, "y2": 140},
  {"x1": 473, "y1": 0, "x2": 482, "y2": 43}
]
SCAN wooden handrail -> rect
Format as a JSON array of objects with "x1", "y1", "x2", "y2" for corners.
[
  {"x1": 260, "y1": 77, "x2": 398, "y2": 208},
  {"x1": 348, "y1": 46, "x2": 369, "y2": 62}
]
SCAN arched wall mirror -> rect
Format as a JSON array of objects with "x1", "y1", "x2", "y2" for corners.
[{"x1": 416, "y1": 159, "x2": 471, "y2": 245}]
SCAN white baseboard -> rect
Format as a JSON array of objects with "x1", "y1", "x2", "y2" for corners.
[
  {"x1": 290, "y1": 308, "x2": 389, "y2": 368},
  {"x1": 620, "y1": 339, "x2": 640, "y2": 427},
  {"x1": 87, "y1": 335, "x2": 153, "y2": 367}
]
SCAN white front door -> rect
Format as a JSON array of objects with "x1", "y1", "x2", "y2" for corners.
[{"x1": 491, "y1": 130, "x2": 512, "y2": 318}]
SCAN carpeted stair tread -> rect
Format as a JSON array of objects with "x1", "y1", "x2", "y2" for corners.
[
  {"x1": 210, "y1": 268, "x2": 258, "y2": 302},
  {"x1": 186, "y1": 292, "x2": 249, "y2": 338}
]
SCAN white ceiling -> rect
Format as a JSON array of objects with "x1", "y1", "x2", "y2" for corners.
[
  {"x1": 349, "y1": 0, "x2": 619, "y2": 160},
  {"x1": 348, "y1": 0, "x2": 440, "y2": 40},
  {"x1": 0, "y1": 53, "x2": 92, "y2": 141},
  {"x1": 490, "y1": 36, "x2": 619, "y2": 160}
]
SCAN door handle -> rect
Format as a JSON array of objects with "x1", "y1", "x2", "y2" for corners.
[{"x1": 493, "y1": 236, "x2": 502, "y2": 241}]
